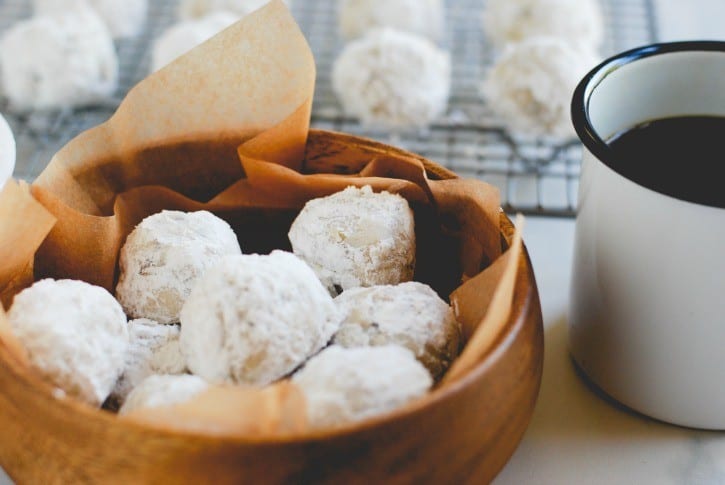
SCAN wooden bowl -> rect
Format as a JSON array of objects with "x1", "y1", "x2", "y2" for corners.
[{"x1": 0, "y1": 130, "x2": 543, "y2": 484}]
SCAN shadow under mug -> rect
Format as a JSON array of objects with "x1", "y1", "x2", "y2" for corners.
[{"x1": 569, "y1": 41, "x2": 725, "y2": 430}]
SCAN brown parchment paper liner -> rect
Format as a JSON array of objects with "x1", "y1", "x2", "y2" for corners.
[
  {"x1": 0, "y1": 0, "x2": 525, "y2": 435},
  {"x1": 30, "y1": 0, "x2": 314, "y2": 290},
  {"x1": 0, "y1": 181, "x2": 55, "y2": 365},
  {"x1": 443, "y1": 215, "x2": 524, "y2": 385}
]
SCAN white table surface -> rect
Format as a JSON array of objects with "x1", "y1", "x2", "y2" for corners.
[
  {"x1": 493, "y1": 2, "x2": 725, "y2": 484},
  {"x1": 2, "y1": 1, "x2": 724, "y2": 483}
]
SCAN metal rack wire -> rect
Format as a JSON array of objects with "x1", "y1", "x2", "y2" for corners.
[{"x1": 0, "y1": 0, "x2": 657, "y2": 217}]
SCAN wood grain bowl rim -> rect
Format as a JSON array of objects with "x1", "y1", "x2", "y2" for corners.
[{"x1": 0, "y1": 129, "x2": 542, "y2": 445}]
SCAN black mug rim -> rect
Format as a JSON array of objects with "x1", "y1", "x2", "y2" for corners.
[{"x1": 571, "y1": 40, "x2": 725, "y2": 165}]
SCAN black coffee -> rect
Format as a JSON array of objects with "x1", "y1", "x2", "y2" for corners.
[{"x1": 606, "y1": 116, "x2": 725, "y2": 208}]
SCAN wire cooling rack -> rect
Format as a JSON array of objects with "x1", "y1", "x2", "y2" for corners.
[{"x1": 0, "y1": 0, "x2": 658, "y2": 217}]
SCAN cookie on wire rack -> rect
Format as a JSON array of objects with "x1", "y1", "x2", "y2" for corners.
[
  {"x1": 338, "y1": 0, "x2": 445, "y2": 42},
  {"x1": 482, "y1": 0, "x2": 604, "y2": 52},
  {"x1": 481, "y1": 36, "x2": 600, "y2": 137},
  {"x1": 331, "y1": 28, "x2": 450, "y2": 128},
  {"x1": 0, "y1": 7, "x2": 118, "y2": 111},
  {"x1": 33, "y1": 0, "x2": 149, "y2": 39},
  {"x1": 150, "y1": 11, "x2": 238, "y2": 72}
]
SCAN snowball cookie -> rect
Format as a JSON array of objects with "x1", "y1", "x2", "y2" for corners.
[
  {"x1": 482, "y1": 0, "x2": 604, "y2": 52},
  {"x1": 7, "y1": 279, "x2": 129, "y2": 407},
  {"x1": 0, "y1": 8, "x2": 118, "y2": 111},
  {"x1": 33, "y1": 0, "x2": 148, "y2": 38},
  {"x1": 481, "y1": 37, "x2": 600, "y2": 137},
  {"x1": 339, "y1": 0, "x2": 445, "y2": 42},
  {"x1": 293, "y1": 345, "x2": 432, "y2": 429},
  {"x1": 150, "y1": 11, "x2": 238, "y2": 72},
  {"x1": 0, "y1": 112, "x2": 15, "y2": 187},
  {"x1": 332, "y1": 28, "x2": 451, "y2": 127},
  {"x1": 333, "y1": 282, "x2": 461, "y2": 379},
  {"x1": 116, "y1": 210, "x2": 242, "y2": 324},
  {"x1": 180, "y1": 251, "x2": 341, "y2": 386},
  {"x1": 289, "y1": 185, "x2": 415, "y2": 295},
  {"x1": 119, "y1": 374, "x2": 209, "y2": 415},
  {"x1": 178, "y1": 0, "x2": 291, "y2": 20},
  {"x1": 110, "y1": 319, "x2": 186, "y2": 405}
]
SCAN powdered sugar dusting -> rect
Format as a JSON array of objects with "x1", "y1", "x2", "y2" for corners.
[
  {"x1": 334, "y1": 282, "x2": 461, "y2": 379},
  {"x1": 180, "y1": 251, "x2": 341, "y2": 386},
  {"x1": 481, "y1": 37, "x2": 600, "y2": 137},
  {"x1": 332, "y1": 28, "x2": 450, "y2": 128},
  {"x1": 0, "y1": 7, "x2": 118, "y2": 111},
  {"x1": 339, "y1": 0, "x2": 444, "y2": 42},
  {"x1": 110, "y1": 318, "x2": 186, "y2": 405},
  {"x1": 288, "y1": 186, "x2": 415, "y2": 295},
  {"x1": 482, "y1": 0, "x2": 604, "y2": 51},
  {"x1": 293, "y1": 345, "x2": 432, "y2": 429},
  {"x1": 8, "y1": 279, "x2": 129, "y2": 407},
  {"x1": 116, "y1": 210, "x2": 242, "y2": 324},
  {"x1": 119, "y1": 374, "x2": 209, "y2": 415}
]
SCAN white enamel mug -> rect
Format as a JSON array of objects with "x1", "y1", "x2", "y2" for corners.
[{"x1": 569, "y1": 41, "x2": 725, "y2": 430}]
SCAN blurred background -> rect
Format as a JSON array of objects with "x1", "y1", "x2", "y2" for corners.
[{"x1": 0, "y1": 0, "x2": 657, "y2": 218}]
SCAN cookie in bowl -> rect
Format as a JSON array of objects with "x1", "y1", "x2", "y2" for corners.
[
  {"x1": 115, "y1": 210, "x2": 242, "y2": 324},
  {"x1": 7, "y1": 279, "x2": 128, "y2": 407},
  {"x1": 107, "y1": 318, "x2": 186, "y2": 408},
  {"x1": 293, "y1": 345, "x2": 433, "y2": 429},
  {"x1": 333, "y1": 281, "x2": 462, "y2": 379},
  {"x1": 179, "y1": 251, "x2": 340, "y2": 386},
  {"x1": 289, "y1": 185, "x2": 415, "y2": 295}
]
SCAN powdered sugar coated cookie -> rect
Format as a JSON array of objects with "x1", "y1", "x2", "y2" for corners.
[
  {"x1": 180, "y1": 251, "x2": 341, "y2": 386},
  {"x1": 334, "y1": 282, "x2": 461, "y2": 379},
  {"x1": 482, "y1": 0, "x2": 604, "y2": 51},
  {"x1": 339, "y1": 0, "x2": 444, "y2": 42},
  {"x1": 150, "y1": 11, "x2": 238, "y2": 71},
  {"x1": 8, "y1": 279, "x2": 128, "y2": 407},
  {"x1": 289, "y1": 185, "x2": 415, "y2": 295},
  {"x1": 293, "y1": 345, "x2": 432, "y2": 428},
  {"x1": 481, "y1": 37, "x2": 599, "y2": 137},
  {"x1": 109, "y1": 319, "x2": 185, "y2": 406},
  {"x1": 116, "y1": 210, "x2": 242, "y2": 324},
  {"x1": 0, "y1": 7, "x2": 118, "y2": 111},
  {"x1": 33, "y1": 0, "x2": 148, "y2": 38},
  {"x1": 119, "y1": 374, "x2": 209, "y2": 415},
  {"x1": 332, "y1": 28, "x2": 450, "y2": 128}
]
